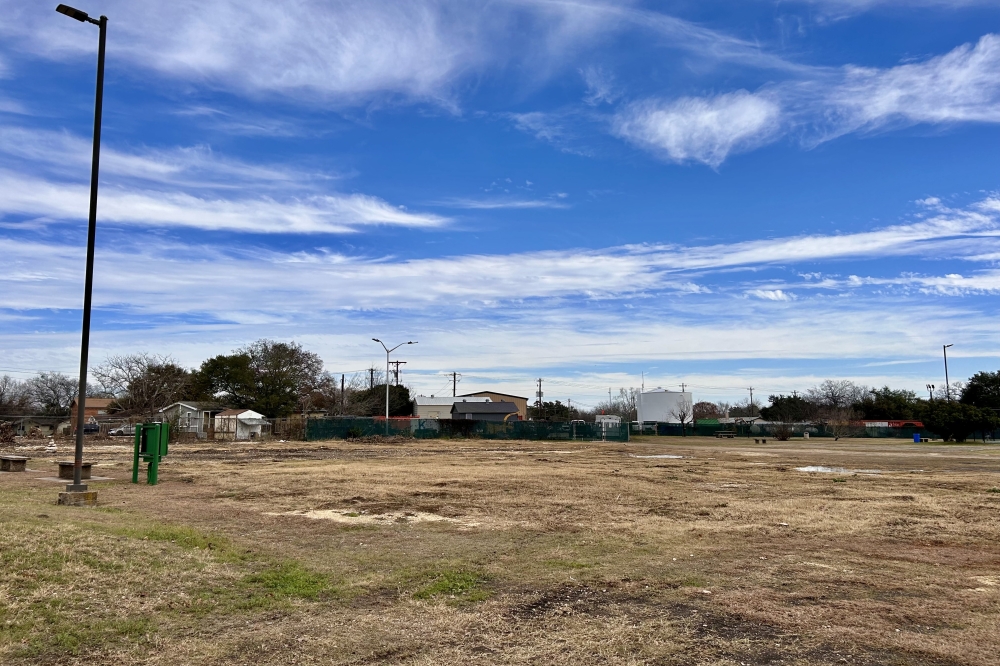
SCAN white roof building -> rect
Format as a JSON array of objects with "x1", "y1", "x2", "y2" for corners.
[{"x1": 637, "y1": 389, "x2": 694, "y2": 424}]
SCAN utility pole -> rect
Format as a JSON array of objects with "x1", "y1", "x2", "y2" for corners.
[
  {"x1": 536, "y1": 378, "x2": 543, "y2": 420},
  {"x1": 748, "y1": 387, "x2": 755, "y2": 416},
  {"x1": 943, "y1": 344, "x2": 954, "y2": 401},
  {"x1": 451, "y1": 371, "x2": 461, "y2": 397},
  {"x1": 369, "y1": 367, "x2": 375, "y2": 389},
  {"x1": 926, "y1": 384, "x2": 935, "y2": 401},
  {"x1": 341, "y1": 374, "x2": 345, "y2": 414},
  {"x1": 389, "y1": 360, "x2": 406, "y2": 385},
  {"x1": 680, "y1": 382, "x2": 686, "y2": 393}
]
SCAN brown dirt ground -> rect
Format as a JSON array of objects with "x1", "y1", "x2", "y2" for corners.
[{"x1": 1, "y1": 435, "x2": 998, "y2": 665}]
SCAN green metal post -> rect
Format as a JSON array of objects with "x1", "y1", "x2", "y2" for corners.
[{"x1": 132, "y1": 427, "x2": 141, "y2": 483}]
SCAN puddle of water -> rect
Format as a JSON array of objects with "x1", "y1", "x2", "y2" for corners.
[
  {"x1": 795, "y1": 466, "x2": 881, "y2": 474},
  {"x1": 632, "y1": 454, "x2": 685, "y2": 459}
]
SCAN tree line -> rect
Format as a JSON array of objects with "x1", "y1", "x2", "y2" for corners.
[
  {"x1": 0, "y1": 339, "x2": 414, "y2": 420},
  {"x1": 691, "y1": 377, "x2": 1000, "y2": 442}
]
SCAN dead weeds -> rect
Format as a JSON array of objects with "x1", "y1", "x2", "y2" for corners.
[{"x1": 1, "y1": 436, "x2": 999, "y2": 664}]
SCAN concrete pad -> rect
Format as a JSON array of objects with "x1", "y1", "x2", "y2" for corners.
[{"x1": 57, "y1": 491, "x2": 98, "y2": 506}]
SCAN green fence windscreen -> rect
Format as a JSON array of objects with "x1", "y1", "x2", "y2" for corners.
[{"x1": 306, "y1": 418, "x2": 629, "y2": 442}]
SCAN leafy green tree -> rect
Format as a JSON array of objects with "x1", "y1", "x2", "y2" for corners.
[
  {"x1": 852, "y1": 387, "x2": 922, "y2": 420},
  {"x1": 961, "y1": 371, "x2": 1000, "y2": 411},
  {"x1": 527, "y1": 400, "x2": 582, "y2": 421},
  {"x1": 192, "y1": 339, "x2": 323, "y2": 417},
  {"x1": 921, "y1": 401, "x2": 998, "y2": 442},
  {"x1": 760, "y1": 394, "x2": 818, "y2": 422},
  {"x1": 352, "y1": 384, "x2": 413, "y2": 417}
]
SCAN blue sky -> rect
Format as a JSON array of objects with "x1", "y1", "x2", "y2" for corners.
[{"x1": 2, "y1": 0, "x2": 1000, "y2": 409}]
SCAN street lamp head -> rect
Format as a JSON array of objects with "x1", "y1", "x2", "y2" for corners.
[
  {"x1": 944, "y1": 343, "x2": 953, "y2": 349},
  {"x1": 407, "y1": 341, "x2": 417, "y2": 345},
  {"x1": 372, "y1": 338, "x2": 381, "y2": 343},
  {"x1": 56, "y1": 4, "x2": 94, "y2": 23}
]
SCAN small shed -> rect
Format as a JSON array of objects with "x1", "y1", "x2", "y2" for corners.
[
  {"x1": 451, "y1": 401, "x2": 519, "y2": 422},
  {"x1": 214, "y1": 409, "x2": 269, "y2": 440}
]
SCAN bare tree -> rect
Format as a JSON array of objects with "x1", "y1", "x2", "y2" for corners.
[
  {"x1": 729, "y1": 397, "x2": 761, "y2": 418},
  {"x1": 825, "y1": 406, "x2": 859, "y2": 440},
  {"x1": 934, "y1": 381, "x2": 967, "y2": 401},
  {"x1": 92, "y1": 353, "x2": 190, "y2": 418},
  {"x1": 27, "y1": 372, "x2": 78, "y2": 415},
  {"x1": 671, "y1": 403, "x2": 693, "y2": 435},
  {"x1": 806, "y1": 380, "x2": 868, "y2": 409},
  {"x1": 0, "y1": 375, "x2": 34, "y2": 414},
  {"x1": 596, "y1": 388, "x2": 639, "y2": 422}
]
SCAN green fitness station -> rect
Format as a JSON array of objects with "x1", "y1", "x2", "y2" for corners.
[{"x1": 132, "y1": 422, "x2": 169, "y2": 485}]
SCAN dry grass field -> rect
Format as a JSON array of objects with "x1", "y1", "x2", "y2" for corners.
[{"x1": 1, "y1": 435, "x2": 999, "y2": 665}]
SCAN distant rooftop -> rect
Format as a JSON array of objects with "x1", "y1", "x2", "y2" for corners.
[{"x1": 451, "y1": 401, "x2": 518, "y2": 414}]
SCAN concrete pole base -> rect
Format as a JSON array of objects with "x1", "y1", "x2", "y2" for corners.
[{"x1": 58, "y1": 490, "x2": 98, "y2": 506}]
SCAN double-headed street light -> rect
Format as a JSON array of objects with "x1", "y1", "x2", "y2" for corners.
[
  {"x1": 56, "y1": 4, "x2": 107, "y2": 497},
  {"x1": 372, "y1": 339, "x2": 417, "y2": 435}
]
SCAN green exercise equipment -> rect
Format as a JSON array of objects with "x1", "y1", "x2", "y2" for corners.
[{"x1": 132, "y1": 423, "x2": 169, "y2": 485}]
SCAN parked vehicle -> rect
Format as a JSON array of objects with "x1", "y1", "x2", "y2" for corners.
[{"x1": 109, "y1": 424, "x2": 136, "y2": 436}]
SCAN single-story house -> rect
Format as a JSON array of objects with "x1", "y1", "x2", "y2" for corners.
[
  {"x1": 413, "y1": 395, "x2": 491, "y2": 420},
  {"x1": 451, "y1": 401, "x2": 519, "y2": 422},
  {"x1": 159, "y1": 401, "x2": 226, "y2": 438},
  {"x1": 214, "y1": 409, "x2": 270, "y2": 440},
  {"x1": 460, "y1": 392, "x2": 529, "y2": 420},
  {"x1": 8, "y1": 415, "x2": 70, "y2": 437}
]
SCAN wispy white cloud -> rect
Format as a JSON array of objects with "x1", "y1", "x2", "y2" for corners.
[
  {"x1": 612, "y1": 90, "x2": 783, "y2": 167},
  {"x1": 746, "y1": 289, "x2": 796, "y2": 301},
  {"x1": 614, "y1": 33, "x2": 1000, "y2": 165},
  {"x1": 0, "y1": 126, "x2": 448, "y2": 233},
  {"x1": 787, "y1": 0, "x2": 995, "y2": 20},
  {"x1": 0, "y1": 1, "x2": 811, "y2": 109},
  {"x1": 0, "y1": 170, "x2": 448, "y2": 234},
  {"x1": 433, "y1": 197, "x2": 570, "y2": 210},
  {"x1": 808, "y1": 34, "x2": 1000, "y2": 141},
  {"x1": 3, "y1": 194, "x2": 998, "y2": 313},
  {"x1": 581, "y1": 65, "x2": 620, "y2": 105}
]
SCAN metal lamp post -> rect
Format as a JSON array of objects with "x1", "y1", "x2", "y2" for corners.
[
  {"x1": 943, "y1": 344, "x2": 954, "y2": 402},
  {"x1": 372, "y1": 339, "x2": 416, "y2": 434},
  {"x1": 57, "y1": 4, "x2": 107, "y2": 496}
]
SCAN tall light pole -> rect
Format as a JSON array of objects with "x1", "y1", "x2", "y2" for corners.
[
  {"x1": 943, "y1": 344, "x2": 954, "y2": 402},
  {"x1": 372, "y1": 339, "x2": 416, "y2": 434},
  {"x1": 926, "y1": 384, "x2": 935, "y2": 401},
  {"x1": 57, "y1": 4, "x2": 107, "y2": 498}
]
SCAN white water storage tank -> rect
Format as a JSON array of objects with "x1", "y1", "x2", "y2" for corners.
[{"x1": 637, "y1": 389, "x2": 693, "y2": 423}]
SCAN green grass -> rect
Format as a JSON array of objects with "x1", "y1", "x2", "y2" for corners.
[
  {"x1": 14, "y1": 617, "x2": 155, "y2": 659},
  {"x1": 988, "y1": 488, "x2": 1000, "y2": 494},
  {"x1": 414, "y1": 570, "x2": 490, "y2": 603},
  {"x1": 241, "y1": 562, "x2": 330, "y2": 600},
  {"x1": 110, "y1": 523, "x2": 225, "y2": 551}
]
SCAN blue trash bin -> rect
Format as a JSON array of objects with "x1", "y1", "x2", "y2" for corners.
[{"x1": 913, "y1": 433, "x2": 921, "y2": 443}]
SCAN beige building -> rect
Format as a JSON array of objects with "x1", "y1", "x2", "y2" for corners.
[
  {"x1": 461, "y1": 392, "x2": 529, "y2": 421},
  {"x1": 413, "y1": 395, "x2": 490, "y2": 420}
]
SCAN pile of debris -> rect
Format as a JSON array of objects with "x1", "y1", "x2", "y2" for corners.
[
  {"x1": 345, "y1": 434, "x2": 415, "y2": 444},
  {"x1": 0, "y1": 421, "x2": 16, "y2": 445}
]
